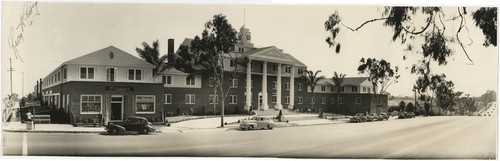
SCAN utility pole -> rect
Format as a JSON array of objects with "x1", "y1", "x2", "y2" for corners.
[
  {"x1": 22, "y1": 72, "x2": 24, "y2": 97},
  {"x1": 7, "y1": 58, "x2": 15, "y2": 95}
]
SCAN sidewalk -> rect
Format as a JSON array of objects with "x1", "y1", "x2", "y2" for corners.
[
  {"x1": 2, "y1": 121, "x2": 106, "y2": 133},
  {"x1": 159, "y1": 114, "x2": 351, "y2": 133},
  {"x1": 2, "y1": 114, "x2": 351, "y2": 134}
]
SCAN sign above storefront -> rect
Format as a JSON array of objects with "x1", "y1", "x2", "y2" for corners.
[{"x1": 105, "y1": 86, "x2": 135, "y2": 92}]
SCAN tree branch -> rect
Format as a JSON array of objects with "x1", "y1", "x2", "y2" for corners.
[
  {"x1": 401, "y1": 14, "x2": 433, "y2": 35},
  {"x1": 456, "y1": 7, "x2": 475, "y2": 65},
  {"x1": 341, "y1": 17, "x2": 389, "y2": 31}
]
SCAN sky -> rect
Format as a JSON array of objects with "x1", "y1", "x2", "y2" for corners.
[{"x1": 1, "y1": 1, "x2": 498, "y2": 99}]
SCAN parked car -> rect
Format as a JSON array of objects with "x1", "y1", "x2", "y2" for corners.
[
  {"x1": 398, "y1": 112, "x2": 408, "y2": 119},
  {"x1": 350, "y1": 113, "x2": 367, "y2": 123},
  {"x1": 366, "y1": 113, "x2": 381, "y2": 121},
  {"x1": 378, "y1": 113, "x2": 390, "y2": 121},
  {"x1": 106, "y1": 116, "x2": 155, "y2": 135},
  {"x1": 407, "y1": 112, "x2": 416, "y2": 118},
  {"x1": 240, "y1": 116, "x2": 275, "y2": 130}
]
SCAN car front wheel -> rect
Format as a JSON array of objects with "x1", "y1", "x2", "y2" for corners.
[
  {"x1": 141, "y1": 128, "x2": 149, "y2": 134},
  {"x1": 248, "y1": 125, "x2": 254, "y2": 130},
  {"x1": 267, "y1": 124, "x2": 273, "y2": 130},
  {"x1": 109, "y1": 128, "x2": 118, "y2": 135}
]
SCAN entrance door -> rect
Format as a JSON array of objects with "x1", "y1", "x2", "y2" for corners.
[
  {"x1": 111, "y1": 96, "x2": 123, "y2": 120},
  {"x1": 258, "y1": 92, "x2": 263, "y2": 110}
]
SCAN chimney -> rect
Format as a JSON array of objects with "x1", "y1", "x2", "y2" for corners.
[
  {"x1": 36, "y1": 80, "x2": 39, "y2": 94},
  {"x1": 39, "y1": 78, "x2": 43, "y2": 94},
  {"x1": 168, "y1": 39, "x2": 174, "y2": 54}
]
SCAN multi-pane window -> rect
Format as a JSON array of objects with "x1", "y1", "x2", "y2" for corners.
[
  {"x1": 297, "y1": 83, "x2": 303, "y2": 91},
  {"x1": 311, "y1": 97, "x2": 315, "y2": 104},
  {"x1": 356, "y1": 97, "x2": 362, "y2": 104},
  {"x1": 63, "y1": 68, "x2": 67, "y2": 79},
  {"x1": 136, "y1": 95, "x2": 155, "y2": 113},
  {"x1": 128, "y1": 69, "x2": 142, "y2": 80},
  {"x1": 321, "y1": 86, "x2": 326, "y2": 92},
  {"x1": 285, "y1": 96, "x2": 290, "y2": 104},
  {"x1": 209, "y1": 77, "x2": 215, "y2": 87},
  {"x1": 80, "y1": 67, "x2": 95, "y2": 79},
  {"x1": 341, "y1": 87, "x2": 345, "y2": 92},
  {"x1": 230, "y1": 60, "x2": 235, "y2": 67},
  {"x1": 298, "y1": 97, "x2": 303, "y2": 104},
  {"x1": 230, "y1": 79, "x2": 238, "y2": 88},
  {"x1": 284, "y1": 66, "x2": 291, "y2": 73},
  {"x1": 165, "y1": 94, "x2": 172, "y2": 104},
  {"x1": 330, "y1": 86, "x2": 335, "y2": 92},
  {"x1": 285, "y1": 82, "x2": 290, "y2": 90},
  {"x1": 186, "y1": 76, "x2": 195, "y2": 85},
  {"x1": 331, "y1": 97, "x2": 335, "y2": 104},
  {"x1": 362, "y1": 87, "x2": 367, "y2": 92},
  {"x1": 185, "y1": 94, "x2": 195, "y2": 104},
  {"x1": 80, "y1": 95, "x2": 102, "y2": 114},
  {"x1": 339, "y1": 97, "x2": 344, "y2": 104},
  {"x1": 272, "y1": 93, "x2": 277, "y2": 103},
  {"x1": 272, "y1": 65, "x2": 277, "y2": 71},
  {"x1": 162, "y1": 75, "x2": 172, "y2": 85},
  {"x1": 298, "y1": 68, "x2": 305, "y2": 75},
  {"x1": 209, "y1": 95, "x2": 218, "y2": 104},
  {"x1": 107, "y1": 68, "x2": 115, "y2": 82},
  {"x1": 352, "y1": 87, "x2": 358, "y2": 92},
  {"x1": 272, "y1": 81, "x2": 277, "y2": 90},
  {"x1": 229, "y1": 95, "x2": 237, "y2": 104},
  {"x1": 321, "y1": 97, "x2": 326, "y2": 104}
]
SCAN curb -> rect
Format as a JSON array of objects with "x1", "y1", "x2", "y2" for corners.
[{"x1": 3, "y1": 129, "x2": 105, "y2": 134}]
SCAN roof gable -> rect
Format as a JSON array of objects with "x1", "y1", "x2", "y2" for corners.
[
  {"x1": 243, "y1": 46, "x2": 295, "y2": 64},
  {"x1": 64, "y1": 46, "x2": 154, "y2": 68}
]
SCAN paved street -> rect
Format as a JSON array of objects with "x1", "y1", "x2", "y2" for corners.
[{"x1": 2, "y1": 116, "x2": 496, "y2": 159}]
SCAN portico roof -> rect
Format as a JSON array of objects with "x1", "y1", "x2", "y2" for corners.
[{"x1": 243, "y1": 46, "x2": 307, "y2": 67}]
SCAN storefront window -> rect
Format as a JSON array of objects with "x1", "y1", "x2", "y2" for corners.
[
  {"x1": 136, "y1": 95, "x2": 155, "y2": 113},
  {"x1": 81, "y1": 95, "x2": 102, "y2": 114}
]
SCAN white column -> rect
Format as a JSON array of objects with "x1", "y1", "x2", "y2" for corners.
[
  {"x1": 275, "y1": 63, "x2": 282, "y2": 110},
  {"x1": 289, "y1": 65, "x2": 295, "y2": 110},
  {"x1": 244, "y1": 60, "x2": 252, "y2": 111},
  {"x1": 261, "y1": 61, "x2": 268, "y2": 110}
]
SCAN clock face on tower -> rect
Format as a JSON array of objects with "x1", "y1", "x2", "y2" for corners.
[
  {"x1": 238, "y1": 34, "x2": 242, "y2": 40},
  {"x1": 246, "y1": 34, "x2": 251, "y2": 40}
]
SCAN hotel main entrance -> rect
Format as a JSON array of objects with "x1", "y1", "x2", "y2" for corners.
[{"x1": 110, "y1": 95, "x2": 123, "y2": 120}]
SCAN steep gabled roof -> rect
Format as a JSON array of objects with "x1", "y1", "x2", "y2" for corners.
[
  {"x1": 341, "y1": 77, "x2": 369, "y2": 86},
  {"x1": 64, "y1": 46, "x2": 154, "y2": 68},
  {"x1": 284, "y1": 53, "x2": 307, "y2": 67},
  {"x1": 180, "y1": 38, "x2": 193, "y2": 47}
]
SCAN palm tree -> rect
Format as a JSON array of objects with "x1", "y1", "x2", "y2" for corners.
[
  {"x1": 332, "y1": 72, "x2": 346, "y2": 113},
  {"x1": 301, "y1": 70, "x2": 325, "y2": 112},
  {"x1": 136, "y1": 40, "x2": 170, "y2": 77}
]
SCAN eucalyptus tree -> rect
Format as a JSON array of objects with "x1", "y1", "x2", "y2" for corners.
[{"x1": 169, "y1": 14, "x2": 247, "y2": 127}]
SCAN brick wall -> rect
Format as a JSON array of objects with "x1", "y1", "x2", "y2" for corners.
[{"x1": 43, "y1": 81, "x2": 164, "y2": 124}]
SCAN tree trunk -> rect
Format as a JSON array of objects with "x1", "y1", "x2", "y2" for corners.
[
  {"x1": 213, "y1": 88, "x2": 217, "y2": 115},
  {"x1": 219, "y1": 86, "x2": 225, "y2": 127},
  {"x1": 221, "y1": 99, "x2": 225, "y2": 127}
]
